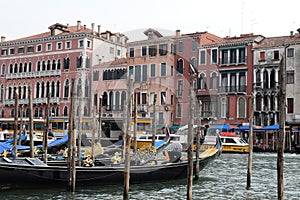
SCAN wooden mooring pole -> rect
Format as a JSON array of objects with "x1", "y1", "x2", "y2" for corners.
[
  {"x1": 68, "y1": 79, "x2": 76, "y2": 192},
  {"x1": 151, "y1": 94, "x2": 156, "y2": 147},
  {"x1": 187, "y1": 66, "x2": 196, "y2": 200},
  {"x1": 247, "y1": 93, "x2": 254, "y2": 189},
  {"x1": 13, "y1": 90, "x2": 18, "y2": 158},
  {"x1": 195, "y1": 100, "x2": 202, "y2": 180},
  {"x1": 43, "y1": 94, "x2": 50, "y2": 164},
  {"x1": 277, "y1": 50, "x2": 287, "y2": 200},
  {"x1": 28, "y1": 85, "x2": 34, "y2": 158}
]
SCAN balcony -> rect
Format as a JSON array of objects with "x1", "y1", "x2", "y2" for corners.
[
  {"x1": 137, "y1": 104, "x2": 147, "y2": 112},
  {"x1": 219, "y1": 85, "x2": 246, "y2": 93},
  {"x1": 6, "y1": 70, "x2": 61, "y2": 79},
  {"x1": 4, "y1": 97, "x2": 60, "y2": 105}
]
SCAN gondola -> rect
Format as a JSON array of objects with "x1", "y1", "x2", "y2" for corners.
[{"x1": 0, "y1": 136, "x2": 222, "y2": 186}]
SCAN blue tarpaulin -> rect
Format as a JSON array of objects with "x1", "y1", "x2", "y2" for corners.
[
  {"x1": 235, "y1": 125, "x2": 259, "y2": 131},
  {"x1": 260, "y1": 124, "x2": 279, "y2": 131}
]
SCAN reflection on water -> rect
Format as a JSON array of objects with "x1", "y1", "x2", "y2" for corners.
[{"x1": 1, "y1": 153, "x2": 300, "y2": 200}]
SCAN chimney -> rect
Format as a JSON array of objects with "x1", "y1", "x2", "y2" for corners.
[
  {"x1": 98, "y1": 25, "x2": 101, "y2": 37},
  {"x1": 176, "y1": 30, "x2": 181, "y2": 37},
  {"x1": 1, "y1": 36, "x2": 5, "y2": 42},
  {"x1": 84, "y1": 24, "x2": 86, "y2": 30},
  {"x1": 107, "y1": 31, "x2": 110, "y2": 40},
  {"x1": 91, "y1": 23, "x2": 95, "y2": 34},
  {"x1": 77, "y1": 20, "x2": 81, "y2": 31},
  {"x1": 290, "y1": 31, "x2": 294, "y2": 37}
]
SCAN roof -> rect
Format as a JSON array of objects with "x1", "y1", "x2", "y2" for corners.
[{"x1": 253, "y1": 34, "x2": 300, "y2": 49}]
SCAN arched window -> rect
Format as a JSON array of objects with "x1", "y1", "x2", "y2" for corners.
[
  {"x1": 1, "y1": 109, "x2": 4, "y2": 117},
  {"x1": 63, "y1": 106, "x2": 68, "y2": 116},
  {"x1": 47, "y1": 60, "x2": 51, "y2": 70},
  {"x1": 210, "y1": 72, "x2": 218, "y2": 89},
  {"x1": 9, "y1": 64, "x2": 13, "y2": 73},
  {"x1": 39, "y1": 108, "x2": 43, "y2": 118},
  {"x1": 36, "y1": 82, "x2": 40, "y2": 98},
  {"x1": 102, "y1": 92, "x2": 108, "y2": 106},
  {"x1": 14, "y1": 63, "x2": 18, "y2": 73},
  {"x1": 37, "y1": 61, "x2": 41, "y2": 71},
  {"x1": 56, "y1": 81, "x2": 60, "y2": 97},
  {"x1": 19, "y1": 63, "x2": 23, "y2": 73},
  {"x1": 28, "y1": 62, "x2": 32, "y2": 72},
  {"x1": 84, "y1": 106, "x2": 88, "y2": 116},
  {"x1": 41, "y1": 82, "x2": 45, "y2": 98},
  {"x1": 197, "y1": 73, "x2": 206, "y2": 90},
  {"x1": 52, "y1": 60, "x2": 56, "y2": 70},
  {"x1": 46, "y1": 81, "x2": 50, "y2": 96},
  {"x1": 238, "y1": 97, "x2": 246, "y2": 118},
  {"x1": 84, "y1": 79, "x2": 89, "y2": 97},
  {"x1": 0, "y1": 85, "x2": 3, "y2": 101},
  {"x1": 1, "y1": 64, "x2": 5, "y2": 75},
  {"x1": 115, "y1": 91, "x2": 120, "y2": 110},
  {"x1": 23, "y1": 86, "x2": 26, "y2": 99},
  {"x1": 64, "y1": 79, "x2": 69, "y2": 98},
  {"x1": 77, "y1": 79, "x2": 82, "y2": 97},
  {"x1": 57, "y1": 59, "x2": 61, "y2": 69},
  {"x1": 42, "y1": 61, "x2": 46, "y2": 71},
  {"x1": 109, "y1": 91, "x2": 113, "y2": 110},
  {"x1": 176, "y1": 58, "x2": 184, "y2": 74},
  {"x1": 10, "y1": 108, "x2": 15, "y2": 117},
  {"x1": 51, "y1": 81, "x2": 55, "y2": 97},
  {"x1": 121, "y1": 91, "x2": 126, "y2": 110},
  {"x1": 24, "y1": 63, "x2": 27, "y2": 73},
  {"x1": 56, "y1": 107, "x2": 59, "y2": 116}
]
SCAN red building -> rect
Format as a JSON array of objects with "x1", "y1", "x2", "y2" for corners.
[{"x1": 0, "y1": 21, "x2": 127, "y2": 136}]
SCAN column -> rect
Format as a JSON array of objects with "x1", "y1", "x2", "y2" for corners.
[
  {"x1": 267, "y1": 69, "x2": 271, "y2": 89},
  {"x1": 260, "y1": 69, "x2": 264, "y2": 89},
  {"x1": 261, "y1": 94, "x2": 264, "y2": 111},
  {"x1": 227, "y1": 73, "x2": 230, "y2": 90},
  {"x1": 253, "y1": 70, "x2": 257, "y2": 86},
  {"x1": 236, "y1": 72, "x2": 239, "y2": 91},
  {"x1": 275, "y1": 68, "x2": 279, "y2": 87}
]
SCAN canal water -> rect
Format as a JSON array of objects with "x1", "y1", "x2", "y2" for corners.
[{"x1": 1, "y1": 153, "x2": 300, "y2": 199}]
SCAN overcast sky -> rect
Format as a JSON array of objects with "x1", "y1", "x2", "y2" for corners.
[{"x1": 1, "y1": 0, "x2": 299, "y2": 41}]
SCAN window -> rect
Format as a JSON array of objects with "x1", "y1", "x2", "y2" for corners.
[
  {"x1": 66, "y1": 41, "x2": 71, "y2": 49},
  {"x1": 220, "y1": 97, "x2": 227, "y2": 118},
  {"x1": 78, "y1": 40, "x2": 84, "y2": 48},
  {"x1": 64, "y1": 57, "x2": 70, "y2": 70},
  {"x1": 210, "y1": 72, "x2": 218, "y2": 89},
  {"x1": 129, "y1": 48, "x2": 134, "y2": 58},
  {"x1": 57, "y1": 42, "x2": 62, "y2": 50},
  {"x1": 64, "y1": 79, "x2": 69, "y2": 98},
  {"x1": 286, "y1": 71, "x2": 294, "y2": 84},
  {"x1": 93, "y1": 71, "x2": 99, "y2": 81},
  {"x1": 159, "y1": 44, "x2": 167, "y2": 56},
  {"x1": 150, "y1": 64, "x2": 156, "y2": 77},
  {"x1": 1, "y1": 49, "x2": 7, "y2": 56},
  {"x1": 221, "y1": 50, "x2": 228, "y2": 64},
  {"x1": 273, "y1": 50, "x2": 279, "y2": 60},
  {"x1": 238, "y1": 98, "x2": 246, "y2": 118},
  {"x1": 171, "y1": 44, "x2": 176, "y2": 55},
  {"x1": 177, "y1": 59, "x2": 183, "y2": 74},
  {"x1": 108, "y1": 47, "x2": 113, "y2": 54},
  {"x1": 87, "y1": 40, "x2": 91, "y2": 48},
  {"x1": 160, "y1": 62, "x2": 166, "y2": 76},
  {"x1": 192, "y1": 40, "x2": 197, "y2": 52},
  {"x1": 170, "y1": 95, "x2": 174, "y2": 105},
  {"x1": 18, "y1": 47, "x2": 24, "y2": 54},
  {"x1": 177, "y1": 80, "x2": 183, "y2": 97},
  {"x1": 37, "y1": 44, "x2": 42, "y2": 52},
  {"x1": 161, "y1": 92, "x2": 166, "y2": 105},
  {"x1": 238, "y1": 48, "x2": 246, "y2": 63},
  {"x1": 287, "y1": 48, "x2": 294, "y2": 58},
  {"x1": 158, "y1": 112, "x2": 164, "y2": 125},
  {"x1": 27, "y1": 46, "x2": 34, "y2": 53},
  {"x1": 134, "y1": 65, "x2": 147, "y2": 82},
  {"x1": 260, "y1": 51, "x2": 265, "y2": 61},
  {"x1": 197, "y1": 73, "x2": 206, "y2": 90},
  {"x1": 9, "y1": 48, "x2": 15, "y2": 55},
  {"x1": 230, "y1": 49, "x2": 237, "y2": 64},
  {"x1": 46, "y1": 43, "x2": 52, "y2": 51},
  {"x1": 178, "y1": 41, "x2": 183, "y2": 53},
  {"x1": 141, "y1": 46, "x2": 147, "y2": 56},
  {"x1": 200, "y1": 50, "x2": 206, "y2": 65},
  {"x1": 150, "y1": 92, "x2": 156, "y2": 105},
  {"x1": 177, "y1": 103, "x2": 182, "y2": 118},
  {"x1": 211, "y1": 49, "x2": 218, "y2": 64},
  {"x1": 149, "y1": 45, "x2": 157, "y2": 57},
  {"x1": 287, "y1": 98, "x2": 294, "y2": 114},
  {"x1": 171, "y1": 65, "x2": 174, "y2": 76}
]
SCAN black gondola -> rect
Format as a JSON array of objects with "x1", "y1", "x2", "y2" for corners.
[{"x1": 0, "y1": 137, "x2": 221, "y2": 186}]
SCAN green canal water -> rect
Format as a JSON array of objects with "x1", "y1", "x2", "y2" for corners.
[{"x1": 1, "y1": 153, "x2": 300, "y2": 199}]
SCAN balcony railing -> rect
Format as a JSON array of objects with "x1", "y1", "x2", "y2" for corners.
[
  {"x1": 137, "y1": 104, "x2": 147, "y2": 112},
  {"x1": 219, "y1": 85, "x2": 246, "y2": 93},
  {"x1": 6, "y1": 70, "x2": 61, "y2": 79},
  {"x1": 4, "y1": 97, "x2": 60, "y2": 105}
]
